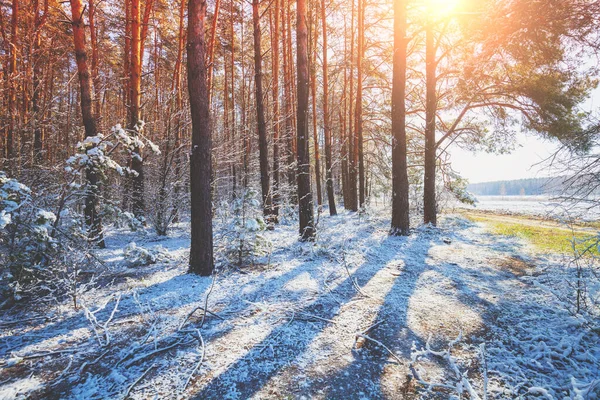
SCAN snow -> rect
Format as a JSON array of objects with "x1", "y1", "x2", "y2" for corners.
[{"x1": 1, "y1": 209, "x2": 599, "y2": 399}]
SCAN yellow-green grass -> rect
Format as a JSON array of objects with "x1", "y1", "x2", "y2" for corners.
[{"x1": 465, "y1": 214, "x2": 600, "y2": 256}]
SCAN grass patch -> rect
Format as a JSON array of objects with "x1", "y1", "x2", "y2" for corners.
[{"x1": 465, "y1": 214, "x2": 600, "y2": 255}]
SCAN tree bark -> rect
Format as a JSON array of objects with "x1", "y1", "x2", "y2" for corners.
[
  {"x1": 129, "y1": 0, "x2": 145, "y2": 219},
  {"x1": 356, "y1": 0, "x2": 365, "y2": 207},
  {"x1": 6, "y1": 0, "x2": 18, "y2": 168},
  {"x1": 271, "y1": 0, "x2": 281, "y2": 218},
  {"x1": 321, "y1": 0, "x2": 337, "y2": 216},
  {"x1": 391, "y1": 0, "x2": 410, "y2": 235},
  {"x1": 188, "y1": 0, "x2": 214, "y2": 275},
  {"x1": 347, "y1": 0, "x2": 358, "y2": 211},
  {"x1": 32, "y1": 0, "x2": 48, "y2": 164},
  {"x1": 252, "y1": 0, "x2": 274, "y2": 219},
  {"x1": 69, "y1": 0, "x2": 105, "y2": 248},
  {"x1": 296, "y1": 0, "x2": 315, "y2": 240},
  {"x1": 423, "y1": 19, "x2": 437, "y2": 225},
  {"x1": 310, "y1": 5, "x2": 323, "y2": 207},
  {"x1": 207, "y1": 0, "x2": 222, "y2": 105}
]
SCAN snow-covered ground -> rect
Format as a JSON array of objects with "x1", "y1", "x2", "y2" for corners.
[{"x1": 1, "y1": 210, "x2": 599, "y2": 399}]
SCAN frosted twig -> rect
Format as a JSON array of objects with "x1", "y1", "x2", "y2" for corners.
[
  {"x1": 122, "y1": 363, "x2": 156, "y2": 399},
  {"x1": 181, "y1": 329, "x2": 206, "y2": 394},
  {"x1": 355, "y1": 333, "x2": 403, "y2": 364},
  {"x1": 296, "y1": 311, "x2": 337, "y2": 324},
  {"x1": 178, "y1": 272, "x2": 217, "y2": 331},
  {"x1": 124, "y1": 338, "x2": 189, "y2": 368}
]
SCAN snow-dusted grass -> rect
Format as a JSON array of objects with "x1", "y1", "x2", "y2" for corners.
[{"x1": 0, "y1": 209, "x2": 599, "y2": 399}]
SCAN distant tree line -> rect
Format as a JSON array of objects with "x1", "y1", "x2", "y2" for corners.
[{"x1": 468, "y1": 177, "x2": 568, "y2": 196}]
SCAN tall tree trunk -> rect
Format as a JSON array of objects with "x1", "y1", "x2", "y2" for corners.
[
  {"x1": 69, "y1": 0, "x2": 105, "y2": 248},
  {"x1": 296, "y1": 0, "x2": 316, "y2": 240},
  {"x1": 129, "y1": 0, "x2": 145, "y2": 219},
  {"x1": 32, "y1": 0, "x2": 48, "y2": 164},
  {"x1": 341, "y1": 16, "x2": 350, "y2": 207},
  {"x1": 188, "y1": 0, "x2": 214, "y2": 275},
  {"x1": 6, "y1": 0, "x2": 18, "y2": 168},
  {"x1": 310, "y1": 5, "x2": 323, "y2": 207},
  {"x1": 285, "y1": 0, "x2": 297, "y2": 199},
  {"x1": 310, "y1": 14, "x2": 323, "y2": 206},
  {"x1": 356, "y1": 0, "x2": 365, "y2": 207},
  {"x1": 169, "y1": 0, "x2": 186, "y2": 223},
  {"x1": 207, "y1": 0, "x2": 221, "y2": 105},
  {"x1": 252, "y1": 0, "x2": 274, "y2": 218},
  {"x1": 347, "y1": 0, "x2": 358, "y2": 211},
  {"x1": 321, "y1": 0, "x2": 337, "y2": 216},
  {"x1": 271, "y1": 0, "x2": 281, "y2": 218},
  {"x1": 89, "y1": 0, "x2": 100, "y2": 128},
  {"x1": 423, "y1": 18, "x2": 437, "y2": 225},
  {"x1": 391, "y1": 0, "x2": 410, "y2": 235}
]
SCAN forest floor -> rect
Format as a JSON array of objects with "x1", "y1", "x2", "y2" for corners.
[{"x1": 1, "y1": 208, "x2": 599, "y2": 399}]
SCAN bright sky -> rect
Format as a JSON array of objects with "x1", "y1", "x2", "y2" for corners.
[
  {"x1": 449, "y1": 86, "x2": 600, "y2": 184},
  {"x1": 448, "y1": 135, "x2": 560, "y2": 184}
]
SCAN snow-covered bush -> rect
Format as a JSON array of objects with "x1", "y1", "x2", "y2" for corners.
[
  {"x1": 221, "y1": 189, "x2": 271, "y2": 266},
  {"x1": 0, "y1": 173, "x2": 63, "y2": 306},
  {"x1": 123, "y1": 242, "x2": 169, "y2": 267}
]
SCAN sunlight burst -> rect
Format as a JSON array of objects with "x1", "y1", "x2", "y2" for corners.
[{"x1": 425, "y1": 0, "x2": 463, "y2": 18}]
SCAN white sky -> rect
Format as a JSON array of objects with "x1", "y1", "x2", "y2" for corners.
[
  {"x1": 449, "y1": 86, "x2": 600, "y2": 184},
  {"x1": 448, "y1": 134, "x2": 560, "y2": 183}
]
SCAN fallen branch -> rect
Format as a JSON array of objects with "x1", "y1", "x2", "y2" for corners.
[
  {"x1": 355, "y1": 333, "x2": 403, "y2": 364},
  {"x1": 178, "y1": 272, "x2": 217, "y2": 331},
  {"x1": 181, "y1": 329, "x2": 206, "y2": 394}
]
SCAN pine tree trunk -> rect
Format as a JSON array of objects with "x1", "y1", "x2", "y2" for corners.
[
  {"x1": 356, "y1": 0, "x2": 365, "y2": 207},
  {"x1": 271, "y1": 0, "x2": 281, "y2": 218},
  {"x1": 390, "y1": 0, "x2": 410, "y2": 235},
  {"x1": 207, "y1": 0, "x2": 221, "y2": 105},
  {"x1": 252, "y1": 0, "x2": 274, "y2": 219},
  {"x1": 129, "y1": 0, "x2": 145, "y2": 219},
  {"x1": 188, "y1": 0, "x2": 214, "y2": 276},
  {"x1": 347, "y1": 0, "x2": 358, "y2": 211},
  {"x1": 296, "y1": 0, "x2": 316, "y2": 240},
  {"x1": 33, "y1": 0, "x2": 48, "y2": 164},
  {"x1": 321, "y1": 0, "x2": 337, "y2": 216},
  {"x1": 69, "y1": 0, "x2": 105, "y2": 248},
  {"x1": 310, "y1": 5, "x2": 323, "y2": 207},
  {"x1": 5, "y1": 0, "x2": 18, "y2": 169},
  {"x1": 423, "y1": 19, "x2": 437, "y2": 226}
]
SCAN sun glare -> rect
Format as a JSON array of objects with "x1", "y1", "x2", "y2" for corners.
[{"x1": 425, "y1": 0, "x2": 463, "y2": 17}]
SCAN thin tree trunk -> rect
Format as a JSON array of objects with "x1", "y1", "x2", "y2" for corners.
[
  {"x1": 129, "y1": 0, "x2": 145, "y2": 219},
  {"x1": 170, "y1": 0, "x2": 186, "y2": 223},
  {"x1": 207, "y1": 0, "x2": 222, "y2": 105},
  {"x1": 252, "y1": 0, "x2": 273, "y2": 218},
  {"x1": 391, "y1": 0, "x2": 410, "y2": 235},
  {"x1": 32, "y1": 0, "x2": 48, "y2": 163},
  {"x1": 347, "y1": 0, "x2": 358, "y2": 211},
  {"x1": 310, "y1": 5, "x2": 322, "y2": 207},
  {"x1": 356, "y1": 0, "x2": 365, "y2": 207},
  {"x1": 296, "y1": 0, "x2": 315, "y2": 240},
  {"x1": 188, "y1": 0, "x2": 214, "y2": 275},
  {"x1": 69, "y1": 0, "x2": 105, "y2": 248},
  {"x1": 423, "y1": 18, "x2": 437, "y2": 225},
  {"x1": 6, "y1": 0, "x2": 18, "y2": 168},
  {"x1": 271, "y1": 0, "x2": 281, "y2": 218},
  {"x1": 321, "y1": 0, "x2": 337, "y2": 215}
]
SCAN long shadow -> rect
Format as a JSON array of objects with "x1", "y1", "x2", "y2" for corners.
[
  {"x1": 315, "y1": 221, "x2": 535, "y2": 399},
  {"x1": 192, "y1": 229, "x2": 421, "y2": 399},
  {"x1": 315, "y1": 230, "x2": 435, "y2": 399}
]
